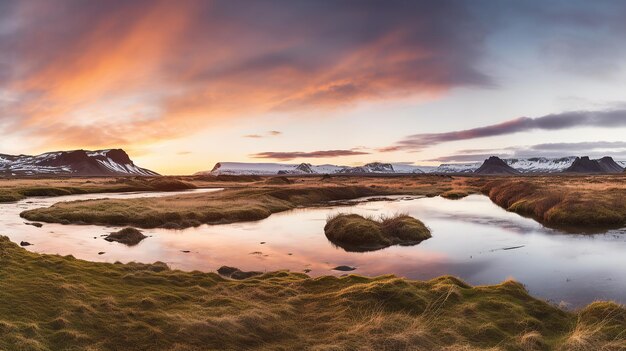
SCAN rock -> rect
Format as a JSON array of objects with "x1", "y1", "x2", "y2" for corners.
[
  {"x1": 217, "y1": 266, "x2": 262, "y2": 280},
  {"x1": 332, "y1": 265, "x2": 356, "y2": 272},
  {"x1": 24, "y1": 222, "x2": 43, "y2": 228},
  {"x1": 181, "y1": 250, "x2": 190, "y2": 253},
  {"x1": 217, "y1": 266, "x2": 239, "y2": 276},
  {"x1": 304, "y1": 269, "x2": 312, "y2": 273},
  {"x1": 20, "y1": 241, "x2": 32, "y2": 247},
  {"x1": 98, "y1": 252, "x2": 105, "y2": 255},
  {"x1": 104, "y1": 227, "x2": 147, "y2": 246},
  {"x1": 230, "y1": 270, "x2": 262, "y2": 280}
]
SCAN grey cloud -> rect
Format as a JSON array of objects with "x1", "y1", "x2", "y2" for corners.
[
  {"x1": 430, "y1": 141, "x2": 626, "y2": 162},
  {"x1": 252, "y1": 149, "x2": 369, "y2": 161},
  {"x1": 388, "y1": 109, "x2": 626, "y2": 151}
]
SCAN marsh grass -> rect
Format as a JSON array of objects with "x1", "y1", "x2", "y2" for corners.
[
  {"x1": 482, "y1": 178, "x2": 626, "y2": 231},
  {"x1": 0, "y1": 236, "x2": 622, "y2": 350},
  {"x1": 324, "y1": 212, "x2": 431, "y2": 252}
]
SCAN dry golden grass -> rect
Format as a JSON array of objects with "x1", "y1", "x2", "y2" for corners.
[
  {"x1": 482, "y1": 175, "x2": 626, "y2": 231},
  {"x1": 19, "y1": 175, "x2": 471, "y2": 228}
]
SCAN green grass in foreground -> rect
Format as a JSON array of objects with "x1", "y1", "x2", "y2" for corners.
[
  {"x1": 0, "y1": 236, "x2": 623, "y2": 351},
  {"x1": 325, "y1": 213, "x2": 431, "y2": 252}
]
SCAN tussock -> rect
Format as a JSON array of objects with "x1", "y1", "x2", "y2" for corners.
[{"x1": 324, "y1": 213, "x2": 431, "y2": 252}]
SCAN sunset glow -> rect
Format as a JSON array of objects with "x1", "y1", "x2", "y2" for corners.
[{"x1": 2, "y1": 0, "x2": 626, "y2": 174}]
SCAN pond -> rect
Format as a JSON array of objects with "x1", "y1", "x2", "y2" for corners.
[{"x1": 4, "y1": 190, "x2": 625, "y2": 307}]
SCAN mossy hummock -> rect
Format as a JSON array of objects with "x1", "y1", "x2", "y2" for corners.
[{"x1": 324, "y1": 213, "x2": 431, "y2": 252}]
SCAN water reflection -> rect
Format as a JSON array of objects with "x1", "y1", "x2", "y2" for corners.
[{"x1": 2, "y1": 192, "x2": 624, "y2": 307}]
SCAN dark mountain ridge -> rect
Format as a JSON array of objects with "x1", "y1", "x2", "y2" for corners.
[
  {"x1": 564, "y1": 156, "x2": 624, "y2": 174},
  {"x1": 0, "y1": 149, "x2": 159, "y2": 176},
  {"x1": 475, "y1": 156, "x2": 521, "y2": 175}
]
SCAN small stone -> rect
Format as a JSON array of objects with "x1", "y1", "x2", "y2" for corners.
[{"x1": 332, "y1": 265, "x2": 356, "y2": 272}]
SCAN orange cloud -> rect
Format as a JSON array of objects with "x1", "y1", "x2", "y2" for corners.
[{"x1": 0, "y1": 0, "x2": 489, "y2": 152}]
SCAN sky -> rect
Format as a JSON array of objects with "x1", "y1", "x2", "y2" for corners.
[{"x1": 1, "y1": 0, "x2": 626, "y2": 174}]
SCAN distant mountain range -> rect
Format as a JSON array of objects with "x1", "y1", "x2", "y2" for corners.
[
  {"x1": 201, "y1": 156, "x2": 626, "y2": 176},
  {"x1": 0, "y1": 149, "x2": 158, "y2": 176},
  {"x1": 200, "y1": 162, "x2": 424, "y2": 175}
]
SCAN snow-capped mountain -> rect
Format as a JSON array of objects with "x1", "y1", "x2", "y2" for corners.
[
  {"x1": 432, "y1": 163, "x2": 481, "y2": 173},
  {"x1": 200, "y1": 156, "x2": 625, "y2": 176},
  {"x1": 200, "y1": 162, "x2": 423, "y2": 175},
  {"x1": 429, "y1": 157, "x2": 587, "y2": 173},
  {"x1": 0, "y1": 149, "x2": 159, "y2": 176}
]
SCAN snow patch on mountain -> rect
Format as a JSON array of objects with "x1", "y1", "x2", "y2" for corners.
[{"x1": 505, "y1": 157, "x2": 578, "y2": 173}]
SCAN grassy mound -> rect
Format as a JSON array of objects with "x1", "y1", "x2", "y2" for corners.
[
  {"x1": 104, "y1": 227, "x2": 147, "y2": 246},
  {"x1": 441, "y1": 190, "x2": 469, "y2": 199},
  {"x1": 0, "y1": 236, "x2": 623, "y2": 350},
  {"x1": 325, "y1": 213, "x2": 431, "y2": 252},
  {"x1": 143, "y1": 177, "x2": 196, "y2": 191},
  {"x1": 264, "y1": 176, "x2": 294, "y2": 185}
]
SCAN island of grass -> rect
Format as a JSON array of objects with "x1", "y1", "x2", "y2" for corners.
[
  {"x1": 324, "y1": 213, "x2": 431, "y2": 252},
  {"x1": 0, "y1": 236, "x2": 623, "y2": 350}
]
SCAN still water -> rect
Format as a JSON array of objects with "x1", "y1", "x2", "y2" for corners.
[{"x1": 4, "y1": 190, "x2": 625, "y2": 307}]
